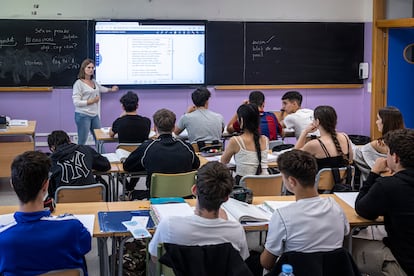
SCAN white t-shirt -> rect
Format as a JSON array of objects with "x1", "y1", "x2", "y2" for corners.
[
  {"x1": 265, "y1": 196, "x2": 349, "y2": 257},
  {"x1": 283, "y1": 108, "x2": 320, "y2": 139},
  {"x1": 148, "y1": 214, "x2": 249, "y2": 260},
  {"x1": 177, "y1": 109, "x2": 224, "y2": 144},
  {"x1": 234, "y1": 136, "x2": 269, "y2": 177}
]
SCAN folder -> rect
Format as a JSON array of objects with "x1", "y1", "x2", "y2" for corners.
[{"x1": 98, "y1": 210, "x2": 155, "y2": 233}]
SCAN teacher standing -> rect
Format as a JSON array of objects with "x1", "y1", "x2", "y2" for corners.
[{"x1": 72, "y1": 58, "x2": 119, "y2": 145}]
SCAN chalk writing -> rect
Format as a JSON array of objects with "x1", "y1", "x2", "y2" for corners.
[
  {"x1": 0, "y1": 37, "x2": 17, "y2": 48},
  {"x1": 0, "y1": 20, "x2": 89, "y2": 86},
  {"x1": 251, "y1": 35, "x2": 282, "y2": 61}
]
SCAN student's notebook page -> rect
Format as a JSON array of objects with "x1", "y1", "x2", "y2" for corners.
[
  {"x1": 151, "y1": 203, "x2": 194, "y2": 222},
  {"x1": 0, "y1": 213, "x2": 94, "y2": 236},
  {"x1": 261, "y1": 200, "x2": 295, "y2": 213},
  {"x1": 222, "y1": 198, "x2": 271, "y2": 223},
  {"x1": 334, "y1": 192, "x2": 358, "y2": 209},
  {"x1": 102, "y1": 148, "x2": 131, "y2": 163}
]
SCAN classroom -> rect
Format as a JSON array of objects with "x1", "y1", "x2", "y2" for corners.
[{"x1": 1, "y1": 0, "x2": 414, "y2": 275}]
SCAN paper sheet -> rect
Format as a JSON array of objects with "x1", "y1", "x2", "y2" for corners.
[{"x1": 334, "y1": 192, "x2": 358, "y2": 209}]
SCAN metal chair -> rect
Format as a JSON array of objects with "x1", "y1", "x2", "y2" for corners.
[
  {"x1": 315, "y1": 166, "x2": 355, "y2": 193},
  {"x1": 54, "y1": 183, "x2": 106, "y2": 203},
  {"x1": 239, "y1": 174, "x2": 283, "y2": 196},
  {"x1": 150, "y1": 171, "x2": 197, "y2": 198}
]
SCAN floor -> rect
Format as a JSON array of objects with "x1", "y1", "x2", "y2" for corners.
[{"x1": 0, "y1": 176, "x2": 147, "y2": 276}]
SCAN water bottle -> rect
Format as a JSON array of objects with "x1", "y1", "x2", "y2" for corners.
[{"x1": 278, "y1": 264, "x2": 294, "y2": 276}]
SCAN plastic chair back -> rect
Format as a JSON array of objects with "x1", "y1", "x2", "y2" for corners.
[
  {"x1": 150, "y1": 171, "x2": 197, "y2": 198},
  {"x1": 239, "y1": 174, "x2": 283, "y2": 196},
  {"x1": 315, "y1": 166, "x2": 355, "y2": 193},
  {"x1": 55, "y1": 183, "x2": 106, "y2": 203}
]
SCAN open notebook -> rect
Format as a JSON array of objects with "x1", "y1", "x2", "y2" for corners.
[
  {"x1": 0, "y1": 213, "x2": 95, "y2": 236},
  {"x1": 221, "y1": 198, "x2": 271, "y2": 223},
  {"x1": 102, "y1": 148, "x2": 131, "y2": 163},
  {"x1": 150, "y1": 202, "x2": 194, "y2": 226}
]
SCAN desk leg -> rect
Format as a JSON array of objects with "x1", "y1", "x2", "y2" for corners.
[
  {"x1": 98, "y1": 237, "x2": 110, "y2": 276},
  {"x1": 97, "y1": 141, "x2": 104, "y2": 154}
]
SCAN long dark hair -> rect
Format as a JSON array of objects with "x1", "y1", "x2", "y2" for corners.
[
  {"x1": 314, "y1": 105, "x2": 347, "y2": 161},
  {"x1": 237, "y1": 103, "x2": 262, "y2": 174}
]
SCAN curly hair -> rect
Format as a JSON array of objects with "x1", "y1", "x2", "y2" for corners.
[
  {"x1": 384, "y1": 129, "x2": 414, "y2": 169},
  {"x1": 120, "y1": 91, "x2": 139, "y2": 112}
]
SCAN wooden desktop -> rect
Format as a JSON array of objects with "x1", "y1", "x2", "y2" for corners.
[{"x1": 0, "y1": 121, "x2": 36, "y2": 178}]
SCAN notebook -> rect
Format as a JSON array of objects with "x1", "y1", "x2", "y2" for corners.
[
  {"x1": 150, "y1": 202, "x2": 194, "y2": 226},
  {"x1": 260, "y1": 200, "x2": 295, "y2": 213},
  {"x1": 98, "y1": 210, "x2": 155, "y2": 232},
  {"x1": 221, "y1": 198, "x2": 271, "y2": 223},
  {"x1": 102, "y1": 148, "x2": 131, "y2": 163}
]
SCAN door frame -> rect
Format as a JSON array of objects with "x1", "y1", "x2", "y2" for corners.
[{"x1": 371, "y1": 0, "x2": 414, "y2": 138}]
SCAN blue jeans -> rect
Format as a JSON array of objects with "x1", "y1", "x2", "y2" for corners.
[{"x1": 74, "y1": 112, "x2": 101, "y2": 145}]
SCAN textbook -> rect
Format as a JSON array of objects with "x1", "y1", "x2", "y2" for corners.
[
  {"x1": 261, "y1": 200, "x2": 295, "y2": 213},
  {"x1": 98, "y1": 210, "x2": 155, "y2": 232},
  {"x1": 150, "y1": 202, "x2": 194, "y2": 226},
  {"x1": 221, "y1": 198, "x2": 271, "y2": 223},
  {"x1": 102, "y1": 148, "x2": 131, "y2": 163}
]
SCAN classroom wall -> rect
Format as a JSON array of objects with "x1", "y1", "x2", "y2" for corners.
[
  {"x1": 0, "y1": 23, "x2": 373, "y2": 143},
  {"x1": 1, "y1": 0, "x2": 372, "y2": 21},
  {"x1": 0, "y1": 0, "x2": 373, "y2": 150}
]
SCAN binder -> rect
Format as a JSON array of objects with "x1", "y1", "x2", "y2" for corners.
[
  {"x1": 98, "y1": 210, "x2": 155, "y2": 233},
  {"x1": 149, "y1": 197, "x2": 185, "y2": 205}
]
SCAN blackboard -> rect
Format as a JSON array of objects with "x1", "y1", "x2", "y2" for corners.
[
  {"x1": 206, "y1": 22, "x2": 364, "y2": 85},
  {"x1": 0, "y1": 20, "x2": 91, "y2": 87}
]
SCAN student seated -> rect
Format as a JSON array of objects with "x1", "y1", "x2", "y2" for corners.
[
  {"x1": 109, "y1": 91, "x2": 151, "y2": 143},
  {"x1": 0, "y1": 151, "x2": 91, "y2": 275},
  {"x1": 148, "y1": 161, "x2": 249, "y2": 262},
  {"x1": 47, "y1": 130, "x2": 111, "y2": 197},
  {"x1": 123, "y1": 108, "x2": 200, "y2": 198},
  {"x1": 280, "y1": 91, "x2": 319, "y2": 139},
  {"x1": 227, "y1": 90, "x2": 283, "y2": 140},
  {"x1": 295, "y1": 105, "x2": 353, "y2": 170},
  {"x1": 354, "y1": 129, "x2": 414, "y2": 276},
  {"x1": 221, "y1": 103, "x2": 269, "y2": 184},
  {"x1": 174, "y1": 87, "x2": 225, "y2": 145},
  {"x1": 109, "y1": 91, "x2": 151, "y2": 193},
  {"x1": 260, "y1": 150, "x2": 349, "y2": 271},
  {"x1": 353, "y1": 106, "x2": 404, "y2": 182}
]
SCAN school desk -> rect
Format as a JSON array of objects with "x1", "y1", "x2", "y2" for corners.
[
  {"x1": 0, "y1": 121, "x2": 36, "y2": 177},
  {"x1": 0, "y1": 202, "x2": 110, "y2": 276}
]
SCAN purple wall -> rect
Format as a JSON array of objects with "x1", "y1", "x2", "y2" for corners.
[{"x1": 0, "y1": 23, "x2": 372, "y2": 147}]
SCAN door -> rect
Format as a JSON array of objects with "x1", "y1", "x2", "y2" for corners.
[{"x1": 387, "y1": 28, "x2": 414, "y2": 128}]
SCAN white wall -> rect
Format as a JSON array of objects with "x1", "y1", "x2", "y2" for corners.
[
  {"x1": 1, "y1": 0, "x2": 372, "y2": 21},
  {"x1": 386, "y1": 0, "x2": 413, "y2": 19}
]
